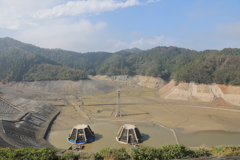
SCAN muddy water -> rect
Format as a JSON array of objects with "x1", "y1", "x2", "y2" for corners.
[
  {"x1": 177, "y1": 130, "x2": 240, "y2": 147},
  {"x1": 47, "y1": 122, "x2": 176, "y2": 152}
]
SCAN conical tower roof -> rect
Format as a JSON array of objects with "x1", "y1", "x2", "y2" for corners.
[
  {"x1": 116, "y1": 124, "x2": 143, "y2": 144},
  {"x1": 68, "y1": 124, "x2": 95, "y2": 144}
]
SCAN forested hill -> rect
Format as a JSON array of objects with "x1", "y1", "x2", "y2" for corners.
[
  {"x1": 1, "y1": 37, "x2": 240, "y2": 85},
  {"x1": 0, "y1": 38, "x2": 88, "y2": 83}
]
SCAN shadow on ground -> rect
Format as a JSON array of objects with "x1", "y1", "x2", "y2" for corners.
[
  {"x1": 142, "y1": 133, "x2": 150, "y2": 141},
  {"x1": 94, "y1": 133, "x2": 103, "y2": 142}
]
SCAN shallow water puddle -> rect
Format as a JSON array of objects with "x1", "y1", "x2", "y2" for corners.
[
  {"x1": 47, "y1": 123, "x2": 176, "y2": 151},
  {"x1": 177, "y1": 130, "x2": 240, "y2": 147},
  {"x1": 47, "y1": 123, "x2": 240, "y2": 151}
]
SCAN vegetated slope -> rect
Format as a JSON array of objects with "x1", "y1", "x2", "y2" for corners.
[
  {"x1": 0, "y1": 38, "x2": 87, "y2": 83},
  {"x1": 176, "y1": 55, "x2": 240, "y2": 85},
  {"x1": 121, "y1": 47, "x2": 143, "y2": 53},
  {"x1": 96, "y1": 46, "x2": 217, "y2": 80},
  {"x1": 0, "y1": 37, "x2": 111, "y2": 75},
  {"x1": 96, "y1": 50, "x2": 135, "y2": 76},
  {"x1": 1, "y1": 37, "x2": 240, "y2": 86}
]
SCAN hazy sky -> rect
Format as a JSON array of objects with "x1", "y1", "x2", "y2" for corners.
[{"x1": 0, "y1": 0, "x2": 240, "y2": 52}]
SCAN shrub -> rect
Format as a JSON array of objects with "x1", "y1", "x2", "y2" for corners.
[
  {"x1": 92, "y1": 152, "x2": 103, "y2": 160},
  {"x1": 60, "y1": 151, "x2": 80, "y2": 160},
  {"x1": 130, "y1": 146, "x2": 157, "y2": 160},
  {"x1": 157, "y1": 144, "x2": 192, "y2": 159},
  {"x1": 0, "y1": 147, "x2": 57, "y2": 160},
  {"x1": 211, "y1": 145, "x2": 240, "y2": 157},
  {"x1": 194, "y1": 148, "x2": 209, "y2": 157},
  {"x1": 93, "y1": 147, "x2": 129, "y2": 160},
  {"x1": 157, "y1": 144, "x2": 208, "y2": 159}
]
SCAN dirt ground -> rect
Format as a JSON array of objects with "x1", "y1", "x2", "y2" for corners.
[
  {"x1": 48, "y1": 86, "x2": 240, "y2": 135},
  {"x1": 1, "y1": 76, "x2": 240, "y2": 136}
]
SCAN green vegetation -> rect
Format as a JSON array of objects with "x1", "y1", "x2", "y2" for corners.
[
  {"x1": 176, "y1": 55, "x2": 240, "y2": 85},
  {"x1": 60, "y1": 151, "x2": 92, "y2": 160},
  {"x1": 96, "y1": 51, "x2": 134, "y2": 76},
  {"x1": 0, "y1": 37, "x2": 111, "y2": 77},
  {"x1": 3, "y1": 145, "x2": 240, "y2": 159},
  {"x1": 93, "y1": 147, "x2": 130, "y2": 160},
  {"x1": 0, "y1": 38, "x2": 88, "y2": 83},
  {"x1": 0, "y1": 147, "x2": 91, "y2": 160},
  {"x1": 0, "y1": 147, "x2": 57, "y2": 160},
  {"x1": 126, "y1": 145, "x2": 207, "y2": 160},
  {"x1": 1, "y1": 37, "x2": 240, "y2": 85},
  {"x1": 211, "y1": 145, "x2": 240, "y2": 157}
]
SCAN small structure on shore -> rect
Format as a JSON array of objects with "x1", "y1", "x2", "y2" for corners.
[
  {"x1": 116, "y1": 124, "x2": 143, "y2": 144},
  {"x1": 68, "y1": 124, "x2": 95, "y2": 144}
]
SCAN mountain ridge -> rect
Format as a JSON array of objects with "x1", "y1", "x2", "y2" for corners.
[{"x1": 1, "y1": 37, "x2": 240, "y2": 85}]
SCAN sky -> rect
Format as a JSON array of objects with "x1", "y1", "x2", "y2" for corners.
[{"x1": 0, "y1": 0, "x2": 240, "y2": 53}]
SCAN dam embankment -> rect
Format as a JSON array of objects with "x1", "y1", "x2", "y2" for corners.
[{"x1": 0, "y1": 94, "x2": 60, "y2": 149}]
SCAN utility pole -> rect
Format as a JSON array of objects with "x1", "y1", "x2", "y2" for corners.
[{"x1": 115, "y1": 90, "x2": 122, "y2": 117}]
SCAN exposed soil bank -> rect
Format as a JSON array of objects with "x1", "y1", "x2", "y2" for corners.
[
  {"x1": 93, "y1": 75, "x2": 166, "y2": 89},
  {"x1": 1, "y1": 75, "x2": 240, "y2": 107},
  {"x1": 93, "y1": 76, "x2": 240, "y2": 107},
  {"x1": 0, "y1": 78, "x2": 115, "y2": 94},
  {"x1": 158, "y1": 80, "x2": 240, "y2": 107}
]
